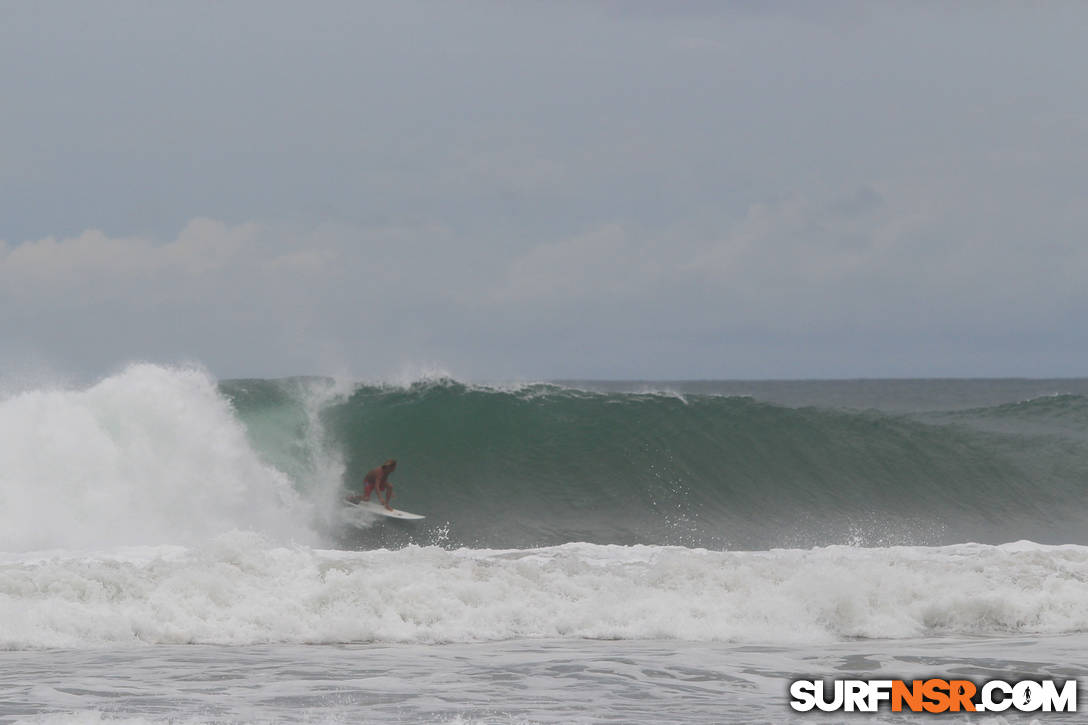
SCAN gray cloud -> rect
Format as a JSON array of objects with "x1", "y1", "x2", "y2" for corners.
[{"x1": 2, "y1": 2, "x2": 1087, "y2": 379}]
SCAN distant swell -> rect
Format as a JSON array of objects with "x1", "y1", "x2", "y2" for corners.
[{"x1": 224, "y1": 379, "x2": 1088, "y2": 550}]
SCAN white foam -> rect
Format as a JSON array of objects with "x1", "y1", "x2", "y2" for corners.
[
  {"x1": 12, "y1": 714, "x2": 186, "y2": 725},
  {"x1": 286, "y1": 376, "x2": 352, "y2": 533},
  {"x1": 0, "y1": 364, "x2": 317, "y2": 551},
  {"x1": 373, "y1": 362, "x2": 460, "y2": 389},
  {"x1": 3, "y1": 537, "x2": 1088, "y2": 650}
]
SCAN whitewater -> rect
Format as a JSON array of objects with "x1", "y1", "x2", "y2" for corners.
[{"x1": 3, "y1": 364, "x2": 1088, "y2": 723}]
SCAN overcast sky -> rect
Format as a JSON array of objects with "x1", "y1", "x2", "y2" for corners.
[{"x1": 2, "y1": 1, "x2": 1087, "y2": 381}]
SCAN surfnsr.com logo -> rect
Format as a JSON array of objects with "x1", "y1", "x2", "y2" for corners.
[{"x1": 789, "y1": 679, "x2": 1078, "y2": 713}]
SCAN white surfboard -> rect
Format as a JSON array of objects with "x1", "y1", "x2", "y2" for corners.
[{"x1": 346, "y1": 500, "x2": 425, "y2": 520}]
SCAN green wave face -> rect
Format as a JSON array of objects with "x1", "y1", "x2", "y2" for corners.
[{"x1": 222, "y1": 379, "x2": 1088, "y2": 550}]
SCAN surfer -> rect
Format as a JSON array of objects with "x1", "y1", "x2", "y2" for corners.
[{"x1": 346, "y1": 459, "x2": 397, "y2": 511}]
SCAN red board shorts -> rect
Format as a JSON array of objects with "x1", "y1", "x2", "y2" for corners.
[{"x1": 363, "y1": 480, "x2": 388, "y2": 496}]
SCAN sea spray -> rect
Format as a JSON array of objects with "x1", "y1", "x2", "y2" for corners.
[{"x1": 0, "y1": 364, "x2": 316, "y2": 551}]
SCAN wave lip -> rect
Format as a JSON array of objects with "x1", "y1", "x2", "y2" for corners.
[{"x1": 3, "y1": 537, "x2": 1087, "y2": 650}]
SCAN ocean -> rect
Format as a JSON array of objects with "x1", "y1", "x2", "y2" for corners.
[{"x1": 2, "y1": 364, "x2": 1088, "y2": 723}]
